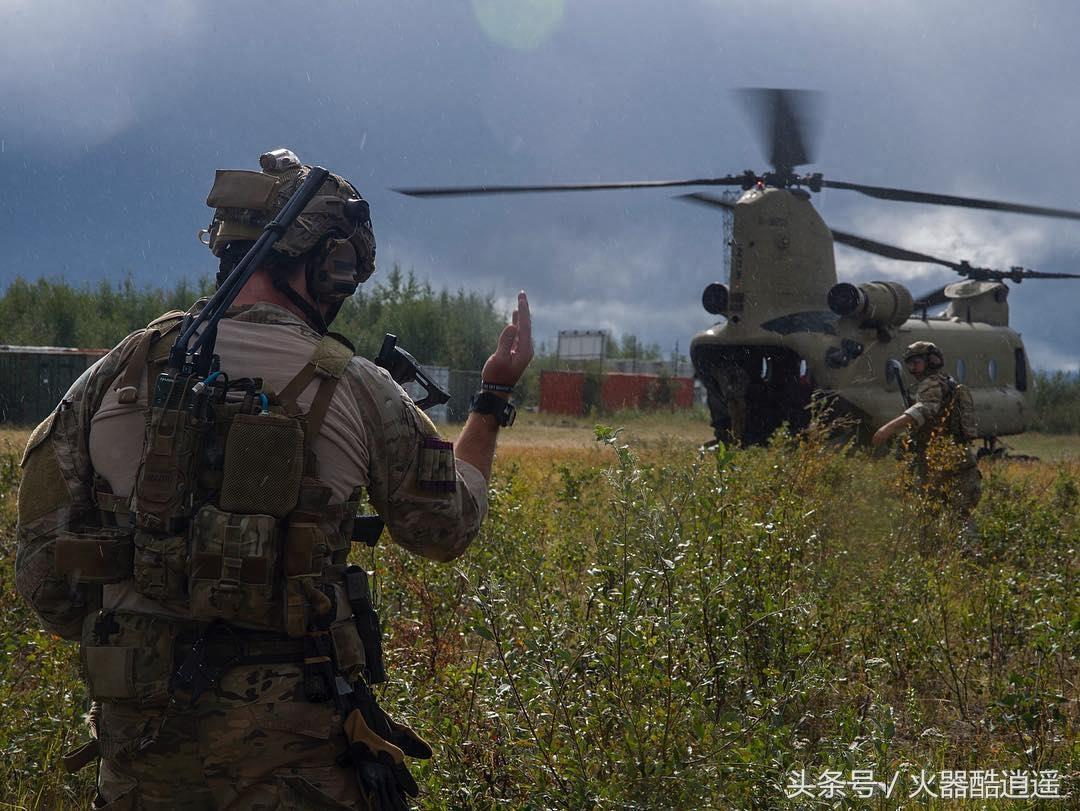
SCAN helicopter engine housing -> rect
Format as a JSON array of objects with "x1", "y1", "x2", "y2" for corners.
[
  {"x1": 701, "y1": 282, "x2": 729, "y2": 315},
  {"x1": 827, "y1": 281, "x2": 913, "y2": 327}
]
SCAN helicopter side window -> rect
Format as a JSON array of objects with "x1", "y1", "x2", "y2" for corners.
[
  {"x1": 1015, "y1": 348, "x2": 1028, "y2": 391},
  {"x1": 987, "y1": 358, "x2": 997, "y2": 383},
  {"x1": 955, "y1": 358, "x2": 966, "y2": 383}
]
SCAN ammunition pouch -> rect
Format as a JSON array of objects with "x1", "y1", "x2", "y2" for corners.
[
  {"x1": 189, "y1": 506, "x2": 281, "y2": 630},
  {"x1": 132, "y1": 531, "x2": 188, "y2": 603},
  {"x1": 134, "y1": 400, "x2": 210, "y2": 532}
]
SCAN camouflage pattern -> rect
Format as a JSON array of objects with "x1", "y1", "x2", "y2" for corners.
[
  {"x1": 903, "y1": 371, "x2": 982, "y2": 515},
  {"x1": 16, "y1": 303, "x2": 488, "y2": 808},
  {"x1": 903, "y1": 340, "x2": 942, "y2": 364},
  {"x1": 94, "y1": 664, "x2": 368, "y2": 809}
]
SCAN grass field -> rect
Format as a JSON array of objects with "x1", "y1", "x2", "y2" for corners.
[{"x1": 0, "y1": 412, "x2": 1077, "y2": 808}]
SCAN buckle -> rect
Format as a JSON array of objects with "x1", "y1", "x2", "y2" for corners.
[{"x1": 169, "y1": 622, "x2": 240, "y2": 706}]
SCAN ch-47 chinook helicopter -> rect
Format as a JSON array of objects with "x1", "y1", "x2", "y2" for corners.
[{"x1": 395, "y1": 89, "x2": 1080, "y2": 448}]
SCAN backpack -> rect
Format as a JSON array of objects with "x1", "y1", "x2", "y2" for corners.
[{"x1": 944, "y1": 378, "x2": 978, "y2": 441}]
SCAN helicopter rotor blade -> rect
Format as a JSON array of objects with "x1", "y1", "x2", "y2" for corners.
[
  {"x1": 832, "y1": 228, "x2": 1080, "y2": 284},
  {"x1": 822, "y1": 179, "x2": 1080, "y2": 222},
  {"x1": 829, "y1": 229, "x2": 964, "y2": 271},
  {"x1": 1001, "y1": 268, "x2": 1080, "y2": 280},
  {"x1": 394, "y1": 176, "x2": 748, "y2": 198},
  {"x1": 677, "y1": 192, "x2": 737, "y2": 211},
  {"x1": 913, "y1": 285, "x2": 951, "y2": 309},
  {"x1": 736, "y1": 88, "x2": 823, "y2": 173}
]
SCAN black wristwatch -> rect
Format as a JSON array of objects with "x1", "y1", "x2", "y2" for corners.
[{"x1": 469, "y1": 391, "x2": 516, "y2": 427}]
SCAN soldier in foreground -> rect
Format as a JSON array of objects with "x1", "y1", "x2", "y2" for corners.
[
  {"x1": 16, "y1": 150, "x2": 532, "y2": 809},
  {"x1": 872, "y1": 341, "x2": 982, "y2": 517}
]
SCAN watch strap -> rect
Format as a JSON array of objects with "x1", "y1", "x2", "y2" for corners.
[{"x1": 469, "y1": 391, "x2": 516, "y2": 427}]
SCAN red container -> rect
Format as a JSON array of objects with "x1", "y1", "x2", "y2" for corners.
[
  {"x1": 600, "y1": 374, "x2": 695, "y2": 411},
  {"x1": 539, "y1": 370, "x2": 585, "y2": 415},
  {"x1": 539, "y1": 371, "x2": 694, "y2": 414}
]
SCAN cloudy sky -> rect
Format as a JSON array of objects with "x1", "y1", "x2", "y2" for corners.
[{"x1": 2, "y1": 0, "x2": 1079, "y2": 368}]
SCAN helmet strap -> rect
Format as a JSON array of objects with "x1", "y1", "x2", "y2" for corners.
[{"x1": 271, "y1": 271, "x2": 329, "y2": 335}]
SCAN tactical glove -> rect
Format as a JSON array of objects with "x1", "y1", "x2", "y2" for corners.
[{"x1": 344, "y1": 707, "x2": 424, "y2": 810}]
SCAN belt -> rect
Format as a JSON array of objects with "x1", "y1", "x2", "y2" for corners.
[{"x1": 174, "y1": 630, "x2": 307, "y2": 667}]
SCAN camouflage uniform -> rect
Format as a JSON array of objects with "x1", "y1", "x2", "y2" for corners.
[
  {"x1": 17, "y1": 304, "x2": 487, "y2": 809},
  {"x1": 902, "y1": 371, "x2": 982, "y2": 516}
]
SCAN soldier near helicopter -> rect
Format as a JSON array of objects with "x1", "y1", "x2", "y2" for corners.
[
  {"x1": 15, "y1": 150, "x2": 532, "y2": 809},
  {"x1": 872, "y1": 341, "x2": 981, "y2": 516},
  {"x1": 704, "y1": 361, "x2": 749, "y2": 445}
]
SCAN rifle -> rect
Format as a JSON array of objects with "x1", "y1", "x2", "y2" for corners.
[{"x1": 885, "y1": 359, "x2": 912, "y2": 408}]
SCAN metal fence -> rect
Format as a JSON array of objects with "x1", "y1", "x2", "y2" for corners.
[{"x1": 403, "y1": 367, "x2": 482, "y2": 423}]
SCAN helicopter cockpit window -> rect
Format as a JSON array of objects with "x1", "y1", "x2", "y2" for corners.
[
  {"x1": 955, "y1": 358, "x2": 966, "y2": 383},
  {"x1": 987, "y1": 358, "x2": 997, "y2": 383}
]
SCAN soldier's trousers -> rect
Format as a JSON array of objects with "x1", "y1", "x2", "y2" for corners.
[
  {"x1": 93, "y1": 664, "x2": 370, "y2": 810},
  {"x1": 920, "y1": 465, "x2": 983, "y2": 518}
]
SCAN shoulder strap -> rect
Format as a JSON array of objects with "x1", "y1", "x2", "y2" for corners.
[
  {"x1": 111, "y1": 310, "x2": 186, "y2": 405},
  {"x1": 278, "y1": 333, "x2": 354, "y2": 443}
]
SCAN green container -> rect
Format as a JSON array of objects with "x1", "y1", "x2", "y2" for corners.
[{"x1": 0, "y1": 345, "x2": 107, "y2": 425}]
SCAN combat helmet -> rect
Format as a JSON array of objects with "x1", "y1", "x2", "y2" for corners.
[
  {"x1": 201, "y1": 148, "x2": 375, "y2": 330},
  {"x1": 903, "y1": 340, "x2": 944, "y2": 369}
]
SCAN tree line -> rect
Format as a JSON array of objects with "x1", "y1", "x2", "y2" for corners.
[
  {"x1": 2, "y1": 274, "x2": 1078, "y2": 430},
  {"x1": 0, "y1": 269, "x2": 505, "y2": 373}
]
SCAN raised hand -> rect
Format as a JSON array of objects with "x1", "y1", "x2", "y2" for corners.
[{"x1": 481, "y1": 291, "x2": 533, "y2": 390}]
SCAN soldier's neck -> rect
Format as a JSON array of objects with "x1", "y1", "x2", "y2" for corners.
[{"x1": 233, "y1": 269, "x2": 323, "y2": 325}]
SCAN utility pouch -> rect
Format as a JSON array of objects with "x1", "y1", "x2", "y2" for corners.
[
  {"x1": 134, "y1": 396, "x2": 209, "y2": 531},
  {"x1": 132, "y1": 531, "x2": 189, "y2": 603},
  {"x1": 81, "y1": 610, "x2": 181, "y2": 705},
  {"x1": 345, "y1": 566, "x2": 386, "y2": 685},
  {"x1": 330, "y1": 618, "x2": 366, "y2": 679},
  {"x1": 54, "y1": 529, "x2": 133, "y2": 585},
  {"x1": 284, "y1": 520, "x2": 328, "y2": 578},
  {"x1": 218, "y1": 413, "x2": 304, "y2": 518},
  {"x1": 188, "y1": 505, "x2": 280, "y2": 629},
  {"x1": 282, "y1": 514, "x2": 333, "y2": 637}
]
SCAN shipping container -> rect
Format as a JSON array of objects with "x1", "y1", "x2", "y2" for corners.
[{"x1": 0, "y1": 345, "x2": 109, "y2": 425}]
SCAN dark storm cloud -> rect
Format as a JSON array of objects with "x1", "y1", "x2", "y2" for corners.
[{"x1": 1, "y1": 0, "x2": 1078, "y2": 367}]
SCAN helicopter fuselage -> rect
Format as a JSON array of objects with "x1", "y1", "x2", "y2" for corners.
[{"x1": 690, "y1": 187, "x2": 1034, "y2": 444}]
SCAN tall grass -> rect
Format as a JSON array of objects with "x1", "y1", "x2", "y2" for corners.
[{"x1": 0, "y1": 424, "x2": 1076, "y2": 808}]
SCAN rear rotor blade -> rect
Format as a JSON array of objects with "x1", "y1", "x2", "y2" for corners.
[
  {"x1": 677, "y1": 192, "x2": 737, "y2": 211},
  {"x1": 395, "y1": 176, "x2": 747, "y2": 198},
  {"x1": 913, "y1": 286, "x2": 951, "y2": 309},
  {"x1": 829, "y1": 229, "x2": 964, "y2": 271},
  {"x1": 1002, "y1": 268, "x2": 1080, "y2": 281},
  {"x1": 823, "y1": 179, "x2": 1080, "y2": 222},
  {"x1": 832, "y1": 228, "x2": 1080, "y2": 283},
  {"x1": 736, "y1": 88, "x2": 823, "y2": 173}
]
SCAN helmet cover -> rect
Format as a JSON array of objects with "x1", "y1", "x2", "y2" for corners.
[
  {"x1": 204, "y1": 152, "x2": 375, "y2": 295},
  {"x1": 903, "y1": 341, "x2": 944, "y2": 366}
]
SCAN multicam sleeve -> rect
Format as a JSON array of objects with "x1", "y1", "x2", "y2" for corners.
[
  {"x1": 903, "y1": 377, "x2": 947, "y2": 428},
  {"x1": 15, "y1": 333, "x2": 143, "y2": 639},
  {"x1": 346, "y1": 359, "x2": 486, "y2": 563}
]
